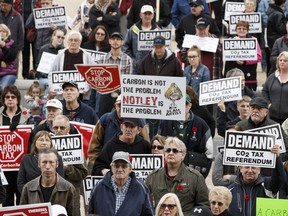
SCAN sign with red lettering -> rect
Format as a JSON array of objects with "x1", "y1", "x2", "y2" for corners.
[
  {"x1": 0, "y1": 202, "x2": 51, "y2": 215},
  {"x1": 0, "y1": 125, "x2": 34, "y2": 171},
  {"x1": 75, "y1": 64, "x2": 121, "y2": 94}
]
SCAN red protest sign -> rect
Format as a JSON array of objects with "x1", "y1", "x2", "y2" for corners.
[
  {"x1": 70, "y1": 121, "x2": 95, "y2": 160},
  {"x1": 0, "y1": 125, "x2": 34, "y2": 171},
  {"x1": 0, "y1": 203, "x2": 51, "y2": 215},
  {"x1": 75, "y1": 64, "x2": 121, "y2": 94}
]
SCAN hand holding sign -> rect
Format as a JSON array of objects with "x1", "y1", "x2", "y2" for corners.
[{"x1": 271, "y1": 145, "x2": 280, "y2": 157}]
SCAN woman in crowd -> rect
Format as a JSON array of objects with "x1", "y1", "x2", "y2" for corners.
[
  {"x1": 82, "y1": 25, "x2": 110, "y2": 52},
  {"x1": 262, "y1": 51, "x2": 288, "y2": 124},
  {"x1": 209, "y1": 186, "x2": 233, "y2": 216},
  {"x1": 17, "y1": 130, "x2": 64, "y2": 193},
  {"x1": 0, "y1": 24, "x2": 18, "y2": 88},
  {"x1": 184, "y1": 45, "x2": 210, "y2": 96},
  {"x1": 155, "y1": 193, "x2": 184, "y2": 216},
  {"x1": 0, "y1": 85, "x2": 31, "y2": 206},
  {"x1": 151, "y1": 135, "x2": 166, "y2": 155},
  {"x1": 224, "y1": 20, "x2": 262, "y2": 91}
]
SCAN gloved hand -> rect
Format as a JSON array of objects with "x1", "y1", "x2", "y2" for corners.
[{"x1": 9, "y1": 122, "x2": 18, "y2": 132}]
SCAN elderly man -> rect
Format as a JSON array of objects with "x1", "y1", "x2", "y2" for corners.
[
  {"x1": 20, "y1": 148, "x2": 80, "y2": 216},
  {"x1": 62, "y1": 81, "x2": 96, "y2": 125},
  {"x1": 145, "y1": 137, "x2": 209, "y2": 216},
  {"x1": 91, "y1": 118, "x2": 151, "y2": 176},
  {"x1": 228, "y1": 145, "x2": 285, "y2": 216},
  {"x1": 89, "y1": 151, "x2": 153, "y2": 215}
]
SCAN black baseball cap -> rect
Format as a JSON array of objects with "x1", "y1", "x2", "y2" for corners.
[
  {"x1": 62, "y1": 82, "x2": 79, "y2": 91},
  {"x1": 110, "y1": 32, "x2": 123, "y2": 40}
]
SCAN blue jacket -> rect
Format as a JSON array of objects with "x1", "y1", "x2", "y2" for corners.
[
  {"x1": 89, "y1": 171, "x2": 154, "y2": 216},
  {"x1": 184, "y1": 63, "x2": 210, "y2": 96}
]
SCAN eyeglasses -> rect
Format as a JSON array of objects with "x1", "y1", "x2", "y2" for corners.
[
  {"x1": 113, "y1": 163, "x2": 129, "y2": 169},
  {"x1": 160, "y1": 204, "x2": 177, "y2": 210},
  {"x1": 187, "y1": 55, "x2": 198, "y2": 59},
  {"x1": 210, "y1": 201, "x2": 224, "y2": 206},
  {"x1": 56, "y1": 35, "x2": 65, "y2": 39},
  {"x1": 152, "y1": 145, "x2": 164, "y2": 150},
  {"x1": 96, "y1": 32, "x2": 105, "y2": 36},
  {"x1": 165, "y1": 148, "x2": 181, "y2": 154},
  {"x1": 52, "y1": 126, "x2": 67, "y2": 131},
  {"x1": 5, "y1": 95, "x2": 16, "y2": 99}
]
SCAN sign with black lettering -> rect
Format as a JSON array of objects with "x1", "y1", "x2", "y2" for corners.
[
  {"x1": 223, "y1": 131, "x2": 276, "y2": 168},
  {"x1": 224, "y1": 2, "x2": 245, "y2": 21},
  {"x1": 130, "y1": 154, "x2": 164, "y2": 181},
  {"x1": 83, "y1": 175, "x2": 103, "y2": 205},
  {"x1": 49, "y1": 70, "x2": 89, "y2": 94},
  {"x1": 0, "y1": 203, "x2": 51, "y2": 215},
  {"x1": 223, "y1": 38, "x2": 258, "y2": 61},
  {"x1": 138, "y1": 30, "x2": 172, "y2": 51},
  {"x1": 199, "y1": 77, "x2": 242, "y2": 106},
  {"x1": 247, "y1": 124, "x2": 286, "y2": 153},
  {"x1": 84, "y1": 49, "x2": 106, "y2": 63},
  {"x1": 121, "y1": 75, "x2": 186, "y2": 120},
  {"x1": 229, "y1": 13, "x2": 262, "y2": 35},
  {"x1": 52, "y1": 134, "x2": 84, "y2": 165},
  {"x1": 33, "y1": 6, "x2": 66, "y2": 29}
]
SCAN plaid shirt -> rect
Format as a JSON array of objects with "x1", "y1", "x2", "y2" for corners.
[
  {"x1": 111, "y1": 175, "x2": 132, "y2": 214},
  {"x1": 97, "y1": 51, "x2": 133, "y2": 75}
]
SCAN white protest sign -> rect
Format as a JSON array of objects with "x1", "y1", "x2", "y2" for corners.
[
  {"x1": 138, "y1": 30, "x2": 172, "y2": 51},
  {"x1": 121, "y1": 75, "x2": 186, "y2": 120},
  {"x1": 84, "y1": 49, "x2": 106, "y2": 63},
  {"x1": 83, "y1": 175, "x2": 103, "y2": 205},
  {"x1": 223, "y1": 38, "x2": 258, "y2": 61},
  {"x1": 224, "y1": 2, "x2": 245, "y2": 21},
  {"x1": 247, "y1": 124, "x2": 286, "y2": 153},
  {"x1": 37, "y1": 52, "x2": 57, "y2": 74},
  {"x1": 0, "y1": 166, "x2": 8, "y2": 185},
  {"x1": 223, "y1": 131, "x2": 276, "y2": 168},
  {"x1": 131, "y1": 154, "x2": 164, "y2": 182},
  {"x1": 229, "y1": 12, "x2": 262, "y2": 35},
  {"x1": 199, "y1": 76, "x2": 242, "y2": 106},
  {"x1": 52, "y1": 134, "x2": 84, "y2": 165},
  {"x1": 182, "y1": 35, "x2": 219, "y2": 53},
  {"x1": 49, "y1": 70, "x2": 89, "y2": 94},
  {"x1": 33, "y1": 6, "x2": 66, "y2": 29}
]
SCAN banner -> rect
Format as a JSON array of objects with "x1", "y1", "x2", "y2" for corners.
[
  {"x1": 229, "y1": 12, "x2": 262, "y2": 35},
  {"x1": 138, "y1": 30, "x2": 172, "y2": 51},
  {"x1": 33, "y1": 6, "x2": 66, "y2": 29},
  {"x1": 52, "y1": 134, "x2": 84, "y2": 165},
  {"x1": 0, "y1": 125, "x2": 34, "y2": 171},
  {"x1": 49, "y1": 70, "x2": 90, "y2": 94},
  {"x1": 121, "y1": 75, "x2": 186, "y2": 120},
  {"x1": 223, "y1": 38, "x2": 258, "y2": 61},
  {"x1": 199, "y1": 76, "x2": 242, "y2": 106},
  {"x1": 223, "y1": 131, "x2": 276, "y2": 168},
  {"x1": 75, "y1": 64, "x2": 121, "y2": 94},
  {"x1": 0, "y1": 203, "x2": 51, "y2": 215},
  {"x1": 224, "y1": 2, "x2": 245, "y2": 21}
]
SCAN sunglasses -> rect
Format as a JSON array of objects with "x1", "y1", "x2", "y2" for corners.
[
  {"x1": 5, "y1": 95, "x2": 16, "y2": 99},
  {"x1": 152, "y1": 145, "x2": 164, "y2": 150},
  {"x1": 210, "y1": 201, "x2": 224, "y2": 207},
  {"x1": 160, "y1": 204, "x2": 177, "y2": 210},
  {"x1": 96, "y1": 32, "x2": 105, "y2": 36},
  {"x1": 165, "y1": 148, "x2": 181, "y2": 154},
  {"x1": 56, "y1": 35, "x2": 65, "y2": 39}
]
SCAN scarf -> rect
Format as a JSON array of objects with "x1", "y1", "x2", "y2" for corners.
[{"x1": 95, "y1": 0, "x2": 112, "y2": 13}]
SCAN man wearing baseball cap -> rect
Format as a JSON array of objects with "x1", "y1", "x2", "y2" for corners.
[{"x1": 89, "y1": 151, "x2": 154, "y2": 215}]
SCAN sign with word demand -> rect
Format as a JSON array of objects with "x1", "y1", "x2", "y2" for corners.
[
  {"x1": 224, "y1": 2, "x2": 245, "y2": 21},
  {"x1": 229, "y1": 12, "x2": 262, "y2": 35},
  {"x1": 121, "y1": 75, "x2": 186, "y2": 120},
  {"x1": 138, "y1": 30, "x2": 172, "y2": 51},
  {"x1": 33, "y1": 6, "x2": 66, "y2": 29}
]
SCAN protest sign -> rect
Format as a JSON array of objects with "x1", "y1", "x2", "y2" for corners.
[
  {"x1": 138, "y1": 30, "x2": 172, "y2": 51},
  {"x1": 84, "y1": 49, "x2": 106, "y2": 63},
  {"x1": 121, "y1": 75, "x2": 186, "y2": 120},
  {"x1": 182, "y1": 35, "x2": 219, "y2": 53},
  {"x1": 229, "y1": 13, "x2": 262, "y2": 35},
  {"x1": 33, "y1": 6, "x2": 66, "y2": 29},
  {"x1": 256, "y1": 198, "x2": 288, "y2": 215},
  {"x1": 131, "y1": 154, "x2": 164, "y2": 181},
  {"x1": 0, "y1": 203, "x2": 51, "y2": 215},
  {"x1": 49, "y1": 70, "x2": 89, "y2": 94},
  {"x1": 75, "y1": 64, "x2": 121, "y2": 94},
  {"x1": 37, "y1": 52, "x2": 57, "y2": 74},
  {"x1": 52, "y1": 134, "x2": 84, "y2": 165},
  {"x1": 247, "y1": 124, "x2": 286, "y2": 153},
  {"x1": 83, "y1": 175, "x2": 103, "y2": 205},
  {"x1": 223, "y1": 38, "x2": 258, "y2": 61},
  {"x1": 223, "y1": 131, "x2": 276, "y2": 168},
  {"x1": 199, "y1": 76, "x2": 242, "y2": 106},
  {"x1": 0, "y1": 125, "x2": 34, "y2": 171},
  {"x1": 70, "y1": 121, "x2": 95, "y2": 160},
  {"x1": 224, "y1": 2, "x2": 245, "y2": 21}
]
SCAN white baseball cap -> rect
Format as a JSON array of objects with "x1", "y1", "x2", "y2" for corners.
[
  {"x1": 141, "y1": 5, "x2": 154, "y2": 13},
  {"x1": 46, "y1": 99, "x2": 63, "y2": 110},
  {"x1": 51, "y1": 204, "x2": 68, "y2": 216}
]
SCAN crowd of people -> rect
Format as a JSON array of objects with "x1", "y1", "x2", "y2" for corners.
[{"x1": 1, "y1": 0, "x2": 288, "y2": 215}]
